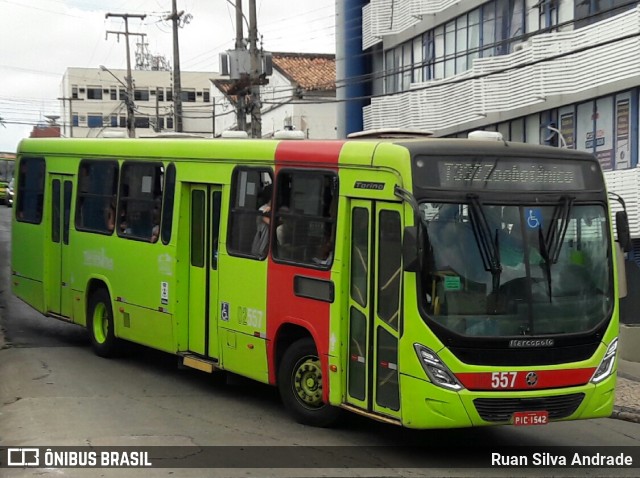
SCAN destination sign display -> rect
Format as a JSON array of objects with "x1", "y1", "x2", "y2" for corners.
[{"x1": 414, "y1": 156, "x2": 601, "y2": 191}]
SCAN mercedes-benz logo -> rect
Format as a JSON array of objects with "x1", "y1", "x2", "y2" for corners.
[{"x1": 526, "y1": 371, "x2": 538, "y2": 387}]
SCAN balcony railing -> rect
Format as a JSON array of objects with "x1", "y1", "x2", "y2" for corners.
[{"x1": 364, "y1": 6, "x2": 640, "y2": 133}]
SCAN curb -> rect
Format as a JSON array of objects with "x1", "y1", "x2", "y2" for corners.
[{"x1": 612, "y1": 406, "x2": 640, "y2": 424}]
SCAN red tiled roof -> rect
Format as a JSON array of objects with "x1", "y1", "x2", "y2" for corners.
[
  {"x1": 271, "y1": 52, "x2": 335, "y2": 92},
  {"x1": 213, "y1": 52, "x2": 336, "y2": 105}
]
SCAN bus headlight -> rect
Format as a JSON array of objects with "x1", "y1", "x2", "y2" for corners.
[
  {"x1": 591, "y1": 338, "x2": 618, "y2": 384},
  {"x1": 414, "y1": 344, "x2": 463, "y2": 391}
]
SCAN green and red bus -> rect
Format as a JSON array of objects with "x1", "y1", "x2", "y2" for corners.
[
  {"x1": 0, "y1": 154, "x2": 15, "y2": 205},
  {"x1": 11, "y1": 133, "x2": 628, "y2": 428}
]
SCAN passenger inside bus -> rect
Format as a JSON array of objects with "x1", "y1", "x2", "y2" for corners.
[
  {"x1": 105, "y1": 200, "x2": 116, "y2": 232},
  {"x1": 251, "y1": 183, "x2": 273, "y2": 256},
  {"x1": 150, "y1": 207, "x2": 160, "y2": 243}
]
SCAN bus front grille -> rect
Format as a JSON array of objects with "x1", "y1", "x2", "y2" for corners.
[{"x1": 473, "y1": 393, "x2": 585, "y2": 423}]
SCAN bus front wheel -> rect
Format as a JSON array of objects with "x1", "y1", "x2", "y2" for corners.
[
  {"x1": 278, "y1": 338, "x2": 341, "y2": 427},
  {"x1": 87, "y1": 289, "x2": 117, "y2": 358}
]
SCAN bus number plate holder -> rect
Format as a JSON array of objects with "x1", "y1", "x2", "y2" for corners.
[{"x1": 512, "y1": 411, "x2": 548, "y2": 426}]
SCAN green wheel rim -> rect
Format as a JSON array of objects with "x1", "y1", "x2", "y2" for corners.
[
  {"x1": 92, "y1": 303, "x2": 109, "y2": 344},
  {"x1": 292, "y1": 355, "x2": 324, "y2": 410}
]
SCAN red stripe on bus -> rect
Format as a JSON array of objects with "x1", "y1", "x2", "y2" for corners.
[
  {"x1": 455, "y1": 368, "x2": 597, "y2": 391},
  {"x1": 274, "y1": 140, "x2": 345, "y2": 165},
  {"x1": 266, "y1": 142, "x2": 344, "y2": 400}
]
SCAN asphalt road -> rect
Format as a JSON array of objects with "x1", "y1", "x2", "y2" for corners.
[{"x1": 0, "y1": 207, "x2": 639, "y2": 477}]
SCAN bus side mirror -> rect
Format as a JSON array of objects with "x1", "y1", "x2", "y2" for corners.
[
  {"x1": 616, "y1": 211, "x2": 631, "y2": 253},
  {"x1": 403, "y1": 226, "x2": 419, "y2": 272}
]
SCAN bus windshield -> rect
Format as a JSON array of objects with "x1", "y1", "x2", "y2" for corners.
[{"x1": 418, "y1": 201, "x2": 613, "y2": 337}]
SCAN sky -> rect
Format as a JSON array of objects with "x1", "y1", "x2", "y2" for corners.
[{"x1": 0, "y1": 0, "x2": 336, "y2": 152}]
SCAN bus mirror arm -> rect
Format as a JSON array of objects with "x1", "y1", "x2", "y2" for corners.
[
  {"x1": 394, "y1": 185, "x2": 422, "y2": 273},
  {"x1": 615, "y1": 210, "x2": 631, "y2": 253},
  {"x1": 609, "y1": 192, "x2": 631, "y2": 252}
]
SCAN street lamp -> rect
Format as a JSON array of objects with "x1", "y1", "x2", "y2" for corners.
[{"x1": 100, "y1": 65, "x2": 135, "y2": 138}]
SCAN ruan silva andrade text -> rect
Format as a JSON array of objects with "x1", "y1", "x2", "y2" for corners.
[{"x1": 491, "y1": 452, "x2": 633, "y2": 467}]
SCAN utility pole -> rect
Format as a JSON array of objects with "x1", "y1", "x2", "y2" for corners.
[
  {"x1": 166, "y1": 1, "x2": 184, "y2": 133},
  {"x1": 105, "y1": 12, "x2": 146, "y2": 138},
  {"x1": 235, "y1": 0, "x2": 246, "y2": 133},
  {"x1": 248, "y1": 0, "x2": 261, "y2": 138},
  {"x1": 57, "y1": 97, "x2": 83, "y2": 138}
]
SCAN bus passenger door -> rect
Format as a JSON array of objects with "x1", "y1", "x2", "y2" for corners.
[
  {"x1": 346, "y1": 200, "x2": 403, "y2": 421},
  {"x1": 187, "y1": 184, "x2": 222, "y2": 359},
  {"x1": 47, "y1": 174, "x2": 73, "y2": 318}
]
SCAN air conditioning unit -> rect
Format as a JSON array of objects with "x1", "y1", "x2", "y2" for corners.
[{"x1": 512, "y1": 42, "x2": 528, "y2": 53}]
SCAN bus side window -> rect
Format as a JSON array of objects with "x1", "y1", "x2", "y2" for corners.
[
  {"x1": 272, "y1": 170, "x2": 338, "y2": 268},
  {"x1": 227, "y1": 167, "x2": 274, "y2": 259},
  {"x1": 118, "y1": 161, "x2": 164, "y2": 242},
  {"x1": 16, "y1": 156, "x2": 45, "y2": 224},
  {"x1": 160, "y1": 163, "x2": 176, "y2": 244},
  {"x1": 75, "y1": 160, "x2": 118, "y2": 233}
]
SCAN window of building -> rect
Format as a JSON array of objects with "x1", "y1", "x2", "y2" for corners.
[
  {"x1": 157, "y1": 88, "x2": 164, "y2": 102},
  {"x1": 71, "y1": 86, "x2": 78, "y2": 99},
  {"x1": 412, "y1": 37, "x2": 423, "y2": 83},
  {"x1": 227, "y1": 168, "x2": 274, "y2": 258},
  {"x1": 383, "y1": 0, "x2": 526, "y2": 90},
  {"x1": 272, "y1": 170, "x2": 338, "y2": 268},
  {"x1": 181, "y1": 89, "x2": 196, "y2": 102},
  {"x1": 203, "y1": 89, "x2": 210, "y2": 102},
  {"x1": 72, "y1": 114, "x2": 79, "y2": 127},
  {"x1": 402, "y1": 43, "x2": 412, "y2": 90},
  {"x1": 86, "y1": 87, "x2": 103, "y2": 100},
  {"x1": 119, "y1": 88, "x2": 126, "y2": 101},
  {"x1": 76, "y1": 160, "x2": 118, "y2": 233},
  {"x1": 166, "y1": 116, "x2": 174, "y2": 129},
  {"x1": 110, "y1": 88, "x2": 117, "y2": 100},
  {"x1": 87, "y1": 114, "x2": 103, "y2": 128},
  {"x1": 110, "y1": 115, "x2": 118, "y2": 127},
  {"x1": 135, "y1": 116, "x2": 150, "y2": 129},
  {"x1": 384, "y1": 49, "x2": 395, "y2": 93},
  {"x1": 134, "y1": 88, "x2": 149, "y2": 101},
  {"x1": 119, "y1": 116, "x2": 127, "y2": 128},
  {"x1": 423, "y1": 31, "x2": 435, "y2": 81},
  {"x1": 16, "y1": 157, "x2": 45, "y2": 224},
  {"x1": 166, "y1": 89, "x2": 173, "y2": 102},
  {"x1": 574, "y1": 0, "x2": 634, "y2": 28},
  {"x1": 118, "y1": 162, "x2": 164, "y2": 242}
]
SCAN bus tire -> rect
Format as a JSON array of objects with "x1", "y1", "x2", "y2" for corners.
[
  {"x1": 87, "y1": 289, "x2": 118, "y2": 358},
  {"x1": 278, "y1": 338, "x2": 341, "y2": 427}
]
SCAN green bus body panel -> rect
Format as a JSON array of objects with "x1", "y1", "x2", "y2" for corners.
[
  {"x1": 12, "y1": 221, "x2": 46, "y2": 312},
  {"x1": 11, "y1": 137, "x2": 621, "y2": 429}
]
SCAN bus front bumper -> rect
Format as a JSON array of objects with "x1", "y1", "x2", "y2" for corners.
[{"x1": 399, "y1": 373, "x2": 616, "y2": 429}]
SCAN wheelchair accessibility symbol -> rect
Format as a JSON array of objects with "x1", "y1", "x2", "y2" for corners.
[
  {"x1": 221, "y1": 302, "x2": 230, "y2": 322},
  {"x1": 526, "y1": 208, "x2": 542, "y2": 229}
]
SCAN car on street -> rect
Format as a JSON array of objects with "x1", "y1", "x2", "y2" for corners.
[{"x1": 6, "y1": 177, "x2": 14, "y2": 207}]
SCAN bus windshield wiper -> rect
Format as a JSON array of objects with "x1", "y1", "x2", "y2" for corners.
[
  {"x1": 538, "y1": 227, "x2": 553, "y2": 302},
  {"x1": 537, "y1": 195, "x2": 574, "y2": 302},
  {"x1": 467, "y1": 194, "x2": 502, "y2": 293},
  {"x1": 544, "y1": 195, "x2": 574, "y2": 264}
]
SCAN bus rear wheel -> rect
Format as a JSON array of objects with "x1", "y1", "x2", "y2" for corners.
[
  {"x1": 278, "y1": 338, "x2": 341, "y2": 427},
  {"x1": 87, "y1": 289, "x2": 118, "y2": 358}
]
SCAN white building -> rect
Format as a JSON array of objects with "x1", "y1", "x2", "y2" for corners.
[
  {"x1": 60, "y1": 68, "x2": 219, "y2": 138},
  {"x1": 212, "y1": 52, "x2": 337, "y2": 138},
  {"x1": 340, "y1": 1, "x2": 640, "y2": 236},
  {"x1": 339, "y1": 0, "x2": 640, "y2": 332}
]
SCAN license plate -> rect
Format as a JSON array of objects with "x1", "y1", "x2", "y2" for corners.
[{"x1": 512, "y1": 411, "x2": 549, "y2": 426}]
